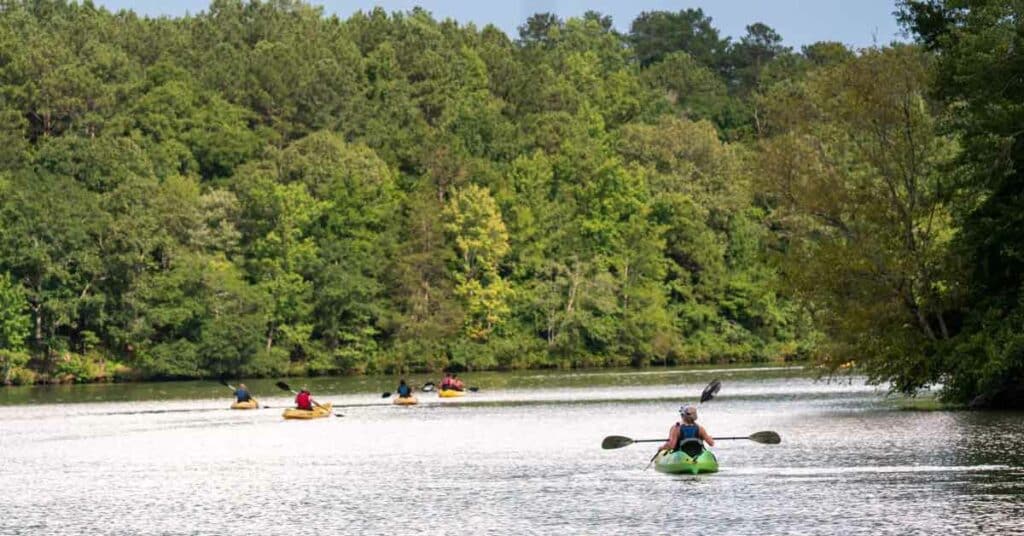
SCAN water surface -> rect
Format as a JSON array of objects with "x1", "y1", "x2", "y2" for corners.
[{"x1": 1, "y1": 366, "x2": 1021, "y2": 535}]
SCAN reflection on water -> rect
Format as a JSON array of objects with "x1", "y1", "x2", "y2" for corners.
[{"x1": 1, "y1": 367, "x2": 1021, "y2": 535}]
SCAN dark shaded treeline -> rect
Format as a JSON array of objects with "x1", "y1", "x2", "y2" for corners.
[{"x1": 0, "y1": 0, "x2": 1019, "y2": 408}]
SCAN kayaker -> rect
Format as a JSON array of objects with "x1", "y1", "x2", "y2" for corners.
[
  {"x1": 440, "y1": 373, "x2": 453, "y2": 390},
  {"x1": 451, "y1": 374, "x2": 465, "y2": 391},
  {"x1": 234, "y1": 383, "x2": 252, "y2": 403},
  {"x1": 295, "y1": 388, "x2": 314, "y2": 410},
  {"x1": 660, "y1": 405, "x2": 715, "y2": 451},
  {"x1": 397, "y1": 379, "x2": 413, "y2": 398}
]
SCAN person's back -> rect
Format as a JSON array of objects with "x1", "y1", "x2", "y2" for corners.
[
  {"x1": 660, "y1": 405, "x2": 715, "y2": 452},
  {"x1": 235, "y1": 384, "x2": 251, "y2": 403},
  {"x1": 295, "y1": 390, "x2": 313, "y2": 410},
  {"x1": 397, "y1": 380, "x2": 412, "y2": 398},
  {"x1": 675, "y1": 423, "x2": 702, "y2": 453},
  {"x1": 441, "y1": 374, "x2": 452, "y2": 390},
  {"x1": 452, "y1": 375, "x2": 464, "y2": 391}
]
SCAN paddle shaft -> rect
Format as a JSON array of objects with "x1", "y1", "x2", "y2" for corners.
[{"x1": 635, "y1": 436, "x2": 766, "y2": 443}]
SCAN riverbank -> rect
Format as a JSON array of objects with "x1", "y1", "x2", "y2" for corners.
[
  {"x1": 0, "y1": 363, "x2": 813, "y2": 406},
  {"x1": 1, "y1": 350, "x2": 804, "y2": 387}
]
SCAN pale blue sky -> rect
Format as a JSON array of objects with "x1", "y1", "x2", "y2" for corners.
[{"x1": 93, "y1": 0, "x2": 904, "y2": 49}]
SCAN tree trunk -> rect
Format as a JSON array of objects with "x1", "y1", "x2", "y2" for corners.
[
  {"x1": 910, "y1": 302, "x2": 937, "y2": 341},
  {"x1": 936, "y1": 312, "x2": 950, "y2": 341}
]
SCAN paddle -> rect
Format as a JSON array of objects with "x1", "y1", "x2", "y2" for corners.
[
  {"x1": 274, "y1": 381, "x2": 342, "y2": 417},
  {"x1": 218, "y1": 378, "x2": 266, "y2": 408},
  {"x1": 700, "y1": 379, "x2": 722, "y2": 403},
  {"x1": 603, "y1": 431, "x2": 781, "y2": 450}
]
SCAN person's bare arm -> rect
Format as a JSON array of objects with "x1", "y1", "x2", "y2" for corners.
[
  {"x1": 700, "y1": 425, "x2": 715, "y2": 447},
  {"x1": 660, "y1": 425, "x2": 678, "y2": 450}
]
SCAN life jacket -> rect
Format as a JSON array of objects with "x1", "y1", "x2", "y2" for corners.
[
  {"x1": 295, "y1": 391, "x2": 312, "y2": 410},
  {"x1": 235, "y1": 389, "x2": 251, "y2": 402},
  {"x1": 675, "y1": 423, "x2": 702, "y2": 449},
  {"x1": 398, "y1": 384, "x2": 412, "y2": 397}
]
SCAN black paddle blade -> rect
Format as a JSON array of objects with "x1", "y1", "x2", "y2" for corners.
[
  {"x1": 601, "y1": 435, "x2": 635, "y2": 449},
  {"x1": 700, "y1": 379, "x2": 722, "y2": 403},
  {"x1": 468, "y1": 386, "x2": 479, "y2": 392},
  {"x1": 275, "y1": 381, "x2": 292, "y2": 392},
  {"x1": 750, "y1": 431, "x2": 781, "y2": 444},
  {"x1": 381, "y1": 392, "x2": 391, "y2": 398},
  {"x1": 217, "y1": 377, "x2": 229, "y2": 387}
]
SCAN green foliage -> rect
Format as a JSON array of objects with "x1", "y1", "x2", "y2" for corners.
[
  {"x1": 444, "y1": 184, "x2": 512, "y2": 341},
  {"x1": 0, "y1": 0, "x2": 829, "y2": 386},
  {"x1": 898, "y1": 0, "x2": 1024, "y2": 407},
  {"x1": 0, "y1": 272, "x2": 29, "y2": 352},
  {"x1": 629, "y1": 9, "x2": 728, "y2": 68},
  {"x1": 757, "y1": 45, "x2": 961, "y2": 393}
]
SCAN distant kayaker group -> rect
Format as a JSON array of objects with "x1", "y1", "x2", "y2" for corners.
[{"x1": 227, "y1": 373, "x2": 474, "y2": 415}]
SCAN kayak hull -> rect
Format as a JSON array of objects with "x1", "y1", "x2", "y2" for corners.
[
  {"x1": 230, "y1": 399, "x2": 259, "y2": 410},
  {"x1": 393, "y1": 396, "x2": 418, "y2": 405},
  {"x1": 438, "y1": 389, "x2": 465, "y2": 398},
  {"x1": 654, "y1": 448, "x2": 719, "y2": 475},
  {"x1": 282, "y1": 403, "x2": 333, "y2": 419}
]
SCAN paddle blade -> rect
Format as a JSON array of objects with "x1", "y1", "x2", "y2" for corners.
[
  {"x1": 275, "y1": 381, "x2": 292, "y2": 392},
  {"x1": 468, "y1": 386, "x2": 479, "y2": 392},
  {"x1": 749, "y1": 431, "x2": 781, "y2": 444},
  {"x1": 700, "y1": 379, "x2": 722, "y2": 403},
  {"x1": 421, "y1": 382, "x2": 435, "y2": 392},
  {"x1": 601, "y1": 435, "x2": 635, "y2": 449},
  {"x1": 217, "y1": 378, "x2": 229, "y2": 387},
  {"x1": 381, "y1": 392, "x2": 391, "y2": 398}
]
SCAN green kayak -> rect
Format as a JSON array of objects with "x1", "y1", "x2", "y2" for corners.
[{"x1": 653, "y1": 446, "x2": 719, "y2": 475}]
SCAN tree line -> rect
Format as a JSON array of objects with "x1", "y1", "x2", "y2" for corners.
[{"x1": 0, "y1": 0, "x2": 1019, "y2": 408}]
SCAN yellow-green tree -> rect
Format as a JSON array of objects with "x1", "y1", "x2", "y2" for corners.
[{"x1": 443, "y1": 184, "x2": 512, "y2": 341}]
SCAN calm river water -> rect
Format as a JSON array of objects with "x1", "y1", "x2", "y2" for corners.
[{"x1": 1, "y1": 366, "x2": 1022, "y2": 535}]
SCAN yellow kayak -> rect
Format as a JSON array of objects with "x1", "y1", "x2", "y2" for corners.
[
  {"x1": 438, "y1": 389, "x2": 465, "y2": 398},
  {"x1": 282, "y1": 403, "x2": 333, "y2": 419},
  {"x1": 230, "y1": 399, "x2": 259, "y2": 410},
  {"x1": 393, "y1": 396, "x2": 418, "y2": 406}
]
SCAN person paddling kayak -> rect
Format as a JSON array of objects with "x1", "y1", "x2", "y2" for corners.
[
  {"x1": 295, "y1": 388, "x2": 314, "y2": 410},
  {"x1": 660, "y1": 405, "x2": 715, "y2": 451},
  {"x1": 234, "y1": 383, "x2": 253, "y2": 403},
  {"x1": 397, "y1": 379, "x2": 413, "y2": 398}
]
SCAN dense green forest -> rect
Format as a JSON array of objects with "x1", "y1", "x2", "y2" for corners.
[{"x1": 0, "y1": 0, "x2": 1020, "y2": 407}]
